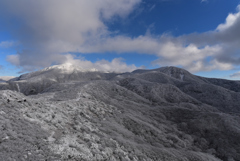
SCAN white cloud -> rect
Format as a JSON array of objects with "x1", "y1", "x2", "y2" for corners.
[
  {"x1": 188, "y1": 59, "x2": 233, "y2": 72},
  {"x1": 151, "y1": 41, "x2": 226, "y2": 72},
  {"x1": 216, "y1": 9, "x2": 240, "y2": 31},
  {"x1": 94, "y1": 58, "x2": 139, "y2": 73},
  {"x1": 0, "y1": 0, "x2": 141, "y2": 71},
  {"x1": 209, "y1": 59, "x2": 233, "y2": 71},
  {"x1": 83, "y1": 34, "x2": 231, "y2": 72},
  {"x1": 7, "y1": 55, "x2": 20, "y2": 66},
  {"x1": 0, "y1": 41, "x2": 16, "y2": 48},
  {"x1": 62, "y1": 54, "x2": 138, "y2": 73}
]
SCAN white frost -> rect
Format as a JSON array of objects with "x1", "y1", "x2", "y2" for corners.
[
  {"x1": 16, "y1": 83, "x2": 20, "y2": 92},
  {"x1": 180, "y1": 74, "x2": 184, "y2": 81}
]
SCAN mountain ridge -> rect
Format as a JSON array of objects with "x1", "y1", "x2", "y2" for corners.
[{"x1": 1, "y1": 66, "x2": 240, "y2": 112}]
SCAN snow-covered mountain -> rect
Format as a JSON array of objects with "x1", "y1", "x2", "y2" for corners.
[
  {"x1": 0, "y1": 76, "x2": 15, "y2": 82},
  {"x1": 0, "y1": 63, "x2": 117, "y2": 95},
  {"x1": 0, "y1": 66, "x2": 240, "y2": 161},
  {"x1": 11, "y1": 63, "x2": 100, "y2": 81}
]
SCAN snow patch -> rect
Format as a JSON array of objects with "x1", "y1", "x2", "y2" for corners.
[
  {"x1": 76, "y1": 92, "x2": 81, "y2": 101},
  {"x1": 0, "y1": 111, "x2": 6, "y2": 115},
  {"x1": 47, "y1": 131, "x2": 56, "y2": 142},
  {"x1": 180, "y1": 74, "x2": 184, "y2": 81},
  {"x1": 16, "y1": 83, "x2": 20, "y2": 92}
]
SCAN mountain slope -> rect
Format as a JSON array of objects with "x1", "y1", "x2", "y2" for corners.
[
  {"x1": 0, "y1": 66, "x2": 240, "y2": 160},
  {"x1": 128, "y1": 67, "x2": 240, "y2": 113}
]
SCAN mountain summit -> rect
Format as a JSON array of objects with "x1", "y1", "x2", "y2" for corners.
[{"x1": 42, "y1": 63, "x2": 99, "y2": 73}]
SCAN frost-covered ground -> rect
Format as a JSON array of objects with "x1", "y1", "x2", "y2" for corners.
[{"x1": 0, "y1": 66, "x2": 240, "y2": 161}]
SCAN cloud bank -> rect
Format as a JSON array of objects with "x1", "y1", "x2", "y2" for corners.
[
  {"x1": 0, "y1": 1, "x2": 240, "y2": 73},
  {"x1": 61, "y1": 54, "x2": 139, "y2": 73}
]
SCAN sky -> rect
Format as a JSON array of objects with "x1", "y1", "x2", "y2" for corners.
[{"x1": 0, "y1": 0, "x2": 240, "y2": 80}]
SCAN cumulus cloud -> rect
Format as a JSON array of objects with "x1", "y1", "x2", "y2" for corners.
[
  {"x1": 87, "y1": 35, "x2": 231, "y2": 72},
  {"x1": 0, "y1": 0, "x2": 141, "y2": 71},
  {"x1": 61, "y1": 54, "x2": 138, "y2": 73},
  {"x1": 81, "y1": 32, "x2": 236, "y2": 72},
  {"x1": 216, "y1": 7, "x2": 240, "y2": 32},
  {"x1": 152, "y1": 42, "x2": 229, "y2": 72},
  {"x1": 1, "y1": 1, "x2": 240, "y2": 74}
]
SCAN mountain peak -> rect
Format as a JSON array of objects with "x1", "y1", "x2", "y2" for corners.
[
  {"x1": 132, "y1": 66, "x2": 191, "y2": 81},
  {"x1": 42, "y1": 63, "x2": 98, "y2": 73},
  {"x1": 157, "y1": 66, "x2": 190, "y2": 81}
]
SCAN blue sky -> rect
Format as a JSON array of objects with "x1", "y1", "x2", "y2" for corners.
[{"x1": 0, "y1": 0, "x2": 240, "y2": 79}]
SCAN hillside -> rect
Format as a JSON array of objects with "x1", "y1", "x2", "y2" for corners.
[{"x1": 0, "y1": 66, "x2": 240, "y2": 161}]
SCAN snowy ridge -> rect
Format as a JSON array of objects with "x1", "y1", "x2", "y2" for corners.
[{"x1": 42, "y1": 63, "x2": 99, "y2": 73}]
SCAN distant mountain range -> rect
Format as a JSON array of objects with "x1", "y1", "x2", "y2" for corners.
[{"x1": 0, "y1": 65, "x2": 240, "y2": 161}]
